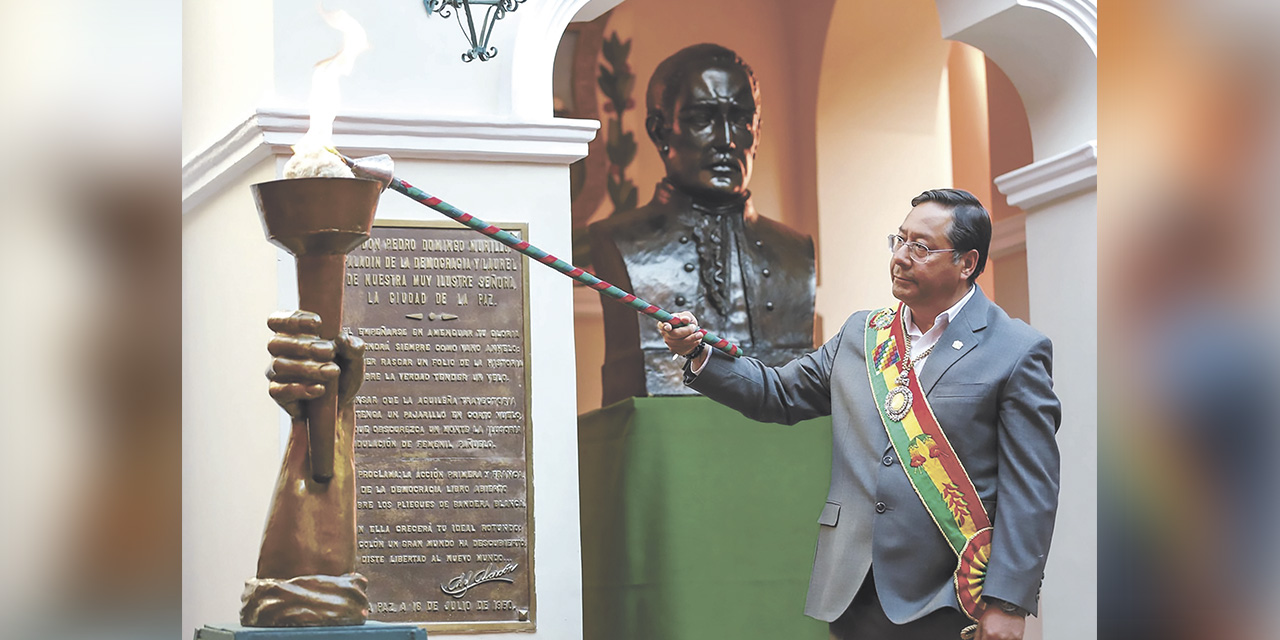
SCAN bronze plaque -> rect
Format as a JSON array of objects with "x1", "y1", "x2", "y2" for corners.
[{"x1": 342, "y1": 221, "x2": 534, "y2": 632}]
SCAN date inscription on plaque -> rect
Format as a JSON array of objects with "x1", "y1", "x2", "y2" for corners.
[{"x1": 343, "y1": 221, "x2": 534, "y2": 632}]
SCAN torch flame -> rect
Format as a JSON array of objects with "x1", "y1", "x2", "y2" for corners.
[{"x1": 285, "y1": 7, "x2": 370, "y2": 178}]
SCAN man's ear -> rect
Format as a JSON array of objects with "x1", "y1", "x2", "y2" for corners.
[
  {"x1": 960, "y1": 249, "x2": 980, "y2": 280},
  {"x1": 645, "y1": 110, "x2": 668, "y2": 148}
]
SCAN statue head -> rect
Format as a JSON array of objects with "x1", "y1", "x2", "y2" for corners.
[{"x1": 645, "y1": 44, "x2": 761, "y2": 203}]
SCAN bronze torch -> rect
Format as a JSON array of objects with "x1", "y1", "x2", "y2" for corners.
[{"x1": 252, "y1": 176, "x2": 382, "y2": 482}]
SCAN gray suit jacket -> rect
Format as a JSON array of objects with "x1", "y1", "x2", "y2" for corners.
[{"x1": 687, "y1": 289, "x2": 1060, "y2": 623}]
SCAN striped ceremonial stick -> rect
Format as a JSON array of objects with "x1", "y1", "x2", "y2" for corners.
[{"x1": 340, "y1": 153, "x2": 743, "y2": 358}]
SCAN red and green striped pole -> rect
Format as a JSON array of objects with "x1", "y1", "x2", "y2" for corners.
[{"x1": 339, "y1": 153, "x2": 743, "y2": 358}]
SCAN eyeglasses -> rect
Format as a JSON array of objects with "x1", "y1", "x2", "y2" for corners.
[{"x1": 887, "y1": 234, "x2": 954, "y2": 262}]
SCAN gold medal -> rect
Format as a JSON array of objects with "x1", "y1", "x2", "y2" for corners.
[
  {"x1": 885, "y1": 386, "x2": 912, "y2": 421},
  {"x1": 886, "y1": 315, "x2": 934, "y2": 423}
]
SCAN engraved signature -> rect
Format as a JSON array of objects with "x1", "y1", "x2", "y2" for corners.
[{"x1": 440, "y1": 562, "x2": 519, "y2": 598}]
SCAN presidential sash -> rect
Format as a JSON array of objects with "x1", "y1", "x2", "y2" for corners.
[{"x1": 866, "y1": 304, "x2": 992, "y2": 624}]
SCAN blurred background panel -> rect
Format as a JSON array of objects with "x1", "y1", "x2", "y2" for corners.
[
  {"x1": 1100, "y1": 1, "x2": 1280, "y2": 639},
  {"x1": 0, "y1": 1, "x2": 180, "y2": 638}
]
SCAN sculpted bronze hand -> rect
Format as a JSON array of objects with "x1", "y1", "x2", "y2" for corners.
[
  {"x1": 266, "y1": 310, "x2": 365, "y2": 419},
  {"x1": 241, "y1": 311, "x2": 371, "y2": 627}
]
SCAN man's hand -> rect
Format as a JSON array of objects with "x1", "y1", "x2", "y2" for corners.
[
  {"x1": 656, "y1": 311, "x2": 710, "y2": 369},
  {"x1": 265, "y1": 310, "x2": 365, "y2": 419},
  {"x1": 975, "y1": 606, "x2": 1025, "y2": 640}
]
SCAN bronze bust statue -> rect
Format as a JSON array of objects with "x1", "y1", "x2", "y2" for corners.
[{"x1": 589, "y1": 43, "x2": 816, "y2": 405}]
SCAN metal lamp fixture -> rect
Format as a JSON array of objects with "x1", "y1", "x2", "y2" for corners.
[{"x1": 423, "y1": 0, "x2": 527, "y2": 62}]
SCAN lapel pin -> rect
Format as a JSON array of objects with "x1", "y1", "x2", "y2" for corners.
[{"x1": 952, "y1": 340, "x2": 963, "y2": 350}]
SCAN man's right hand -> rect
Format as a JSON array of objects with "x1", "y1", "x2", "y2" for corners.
[
  {"x1": 265, "y1": 310, "x2": 365, "y2": 419},
  {"x1": 657, "y1": 311, "x2": 710, "y2": 370}
]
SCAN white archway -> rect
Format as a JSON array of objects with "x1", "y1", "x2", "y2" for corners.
[
  {"x1": 508, "y1": 0, "x2": 626, "y2": 119},
  {"x1": 937, "y1": 0, "x2": 1095, "y2": 159}
]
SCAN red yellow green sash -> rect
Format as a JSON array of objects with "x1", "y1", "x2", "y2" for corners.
[{"x1": 865, "y1": 304, "x2": 992, "y2": 622}]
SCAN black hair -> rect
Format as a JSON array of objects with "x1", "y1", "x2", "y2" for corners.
[
  {"x1": 644, "y1": 43, "x2": 760, "y2": 140},
  {"x1": 910, "y1": 189, "x2": 991, "y2": 285}
]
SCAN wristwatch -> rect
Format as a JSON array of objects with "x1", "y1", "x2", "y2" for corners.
[
  {"x1": 683, "y1": 342, "x2": 706, "y2": 361},
  {"x1": 988, "y1": 598, "x2": 1027, "y2": 617}
]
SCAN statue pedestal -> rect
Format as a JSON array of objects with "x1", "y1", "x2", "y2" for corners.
[
  {"x1": 195, "y1": 622, "x2": 426, "y2": 640},
  {"x1": 578, "y1": 397, "x2": 832, "y2": 640}
]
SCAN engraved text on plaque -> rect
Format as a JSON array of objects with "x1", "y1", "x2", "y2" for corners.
[{"x1": 342, "y1": 221, "x2": 534, "y2": 632}]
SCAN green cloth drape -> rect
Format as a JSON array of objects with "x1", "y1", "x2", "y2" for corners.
[{"x1": 578, "y1": 396, "x2": 833, "y2": 639}]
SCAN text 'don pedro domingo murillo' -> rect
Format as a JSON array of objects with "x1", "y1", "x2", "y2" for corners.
[{"x1": 344, "y1": 221, "x2": 535, "y2": 632}]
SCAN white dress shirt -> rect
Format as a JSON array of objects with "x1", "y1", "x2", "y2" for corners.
[{"x1": 900, "y1": 285, "x2": 975, "y2": 371}]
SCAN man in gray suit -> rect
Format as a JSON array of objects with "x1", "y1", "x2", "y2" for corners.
[{"x1": 659, "y1": 189, "x2": 1060, "y2": 640}]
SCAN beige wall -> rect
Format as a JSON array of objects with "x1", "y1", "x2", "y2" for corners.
[
  {"x1": 946, "y1": 42, "x2": 996, "y2": 298},
  {"x1": 947, "y1": 43, "x2": 992, "y2": 213},
  {"x1": 945, "y1": 41, "x2": 1036, "y2": 323},
  {"x1": 814, "y1": 0, "x2": 953, "y2": 336},
  {"x1": 985, "y1": 57, "x2": 1033, "y2": 323},
  {"x1": 573, "y1": 289, "x2": 606, "y2": 415}
]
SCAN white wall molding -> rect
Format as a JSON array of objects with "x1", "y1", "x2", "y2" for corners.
[
  {"x1": 994, "y1": 141, "x2": 1097, "y2": 210},
  {"x1": 181, "y1": 114, "x2": 273, "y2": 215},
  {"x1": 990, "y1": 212, "x2": 1027, "y2": 259},
  {"x1": 182, "y1": 107, "x2": 599, "y2": 214}
]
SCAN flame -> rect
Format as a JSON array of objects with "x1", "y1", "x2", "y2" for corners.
[{"x1": 287, "y1": 7, "x2": 369, "y2": 176}]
